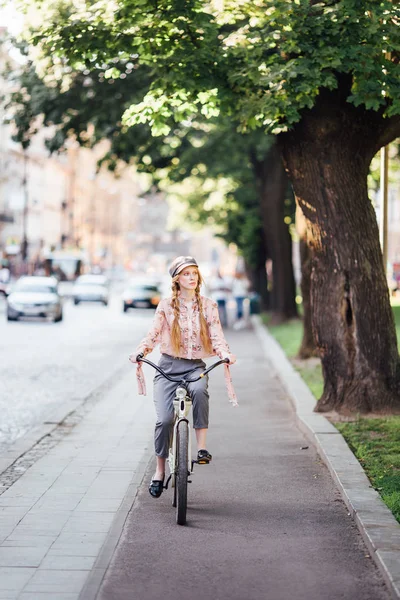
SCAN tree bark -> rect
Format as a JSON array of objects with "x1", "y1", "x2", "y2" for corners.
[
  {"x1": 296, "y1": 203, "x2": 318, "y2": 358},
  {"x1": 279, "y1": 91, "x2": 400, "y2": 414},
  {"x1": 251, "y1": 144, "x2": 298, "y2": 323}
]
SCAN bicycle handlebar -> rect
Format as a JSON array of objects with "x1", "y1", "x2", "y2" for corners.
[{"x1": 136, "y1": 353, "x2": 229, "y2": 383}]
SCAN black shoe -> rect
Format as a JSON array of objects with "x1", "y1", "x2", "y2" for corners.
[
  {"x1": 197, "y1": 449, "x2": 212, "y2": 464},
  {"x1": 149, "y1": 476, "x2": 165, "y2": 498}
]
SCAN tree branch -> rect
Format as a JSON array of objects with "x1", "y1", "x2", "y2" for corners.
[{"x1": 374, "y1": 114, "x2": 400, "y2": 154}]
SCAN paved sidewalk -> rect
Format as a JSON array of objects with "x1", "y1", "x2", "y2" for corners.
[
  {"x1": 94, "y1": 327, "x2": 390, "y2": 600},
  {"x1": 0, "y1": 371, "x2": 154, "y2": 599}
]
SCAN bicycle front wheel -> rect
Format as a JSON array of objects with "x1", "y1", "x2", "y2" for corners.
[{"x1": 176, "y1": 420, "x2": 189, "y2": 526}]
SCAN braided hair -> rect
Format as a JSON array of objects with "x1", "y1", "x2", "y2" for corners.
[{"x1": 170, "y1": 268, "x2": 213, "y2": 356}]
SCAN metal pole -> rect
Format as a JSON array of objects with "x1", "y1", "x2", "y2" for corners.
[
  {"x1": 90, "y1": 174, "x2": 96, "y2": 264},
  {"x1": 380, "y1": 145, "x2": 389, "y2": 274},
  {"x1": 21, "y1": 150, "x2": 29, "y2": 265},
  {"x1": 68, "y1": 147, "x2": 77, "y2": 246},
  {"x1": 380, "y1": 1, "x2": 391, "y2": 275}
]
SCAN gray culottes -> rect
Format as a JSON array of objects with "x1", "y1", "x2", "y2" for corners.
[{"x1": 153, "y1": 354, "x2": 209, "y2": 458}]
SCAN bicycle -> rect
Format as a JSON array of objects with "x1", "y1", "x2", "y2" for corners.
[{"x1": 136, "y1": 354, "x2": 229, "y2": 525}]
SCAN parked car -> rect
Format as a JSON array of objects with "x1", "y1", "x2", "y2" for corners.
[
  {"x1": 72, "y1": 274, "x2": 109, "y2": 306},
  {"x1": 122, "y1": 281, "x2": 161, "y2": 311},
  {"x1": 6, "y1": 276, "x2": 63, "y2": 322}
]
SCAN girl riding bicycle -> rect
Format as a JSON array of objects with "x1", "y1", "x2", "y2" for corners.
[{"x1": 129, "y1": 256, "x2": 236, "y2": 499}]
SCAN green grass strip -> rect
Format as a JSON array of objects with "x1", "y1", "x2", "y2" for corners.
[{"x1": 336, "y1": 418, "x2": 400, "y2": 522}]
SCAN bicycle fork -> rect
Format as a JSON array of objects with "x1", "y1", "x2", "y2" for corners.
[{"x1": 165, "y1": 391, "x2": 192, "y2": 490}]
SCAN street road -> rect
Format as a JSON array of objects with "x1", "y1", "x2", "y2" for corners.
[{"x1": 0, "y1": 292, "x2": 154, "y2": 451}]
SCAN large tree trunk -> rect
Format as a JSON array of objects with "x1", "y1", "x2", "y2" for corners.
[
  {"x1": 245, "y1": 260, "x2": 270, "y2": 312},
  {"x1": 252, "y1": 144, "x2": 298, "y2": 323},
  {"x1": 296, "y1": 203, "x2": 317, "y2": 358},
  {"x1": 279, "y1": 91, "x2": 400, "y2": 414}
]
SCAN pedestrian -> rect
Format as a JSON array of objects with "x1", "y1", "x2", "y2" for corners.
[
  {"x1": 0, "y1": 264, "x2": 10, "y2": 284},
  {"x1": 209, "y1": 269, "x2": 231, "y2": 327},
  {"x1": 232, "y1": 272, "x2": 249, "y2": 327},
  {"x1": 129, "y1": 256, "x2": 237, "y2": 499}
]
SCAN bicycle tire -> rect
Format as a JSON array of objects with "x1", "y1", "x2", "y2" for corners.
[
  {"x1": 176, "y1": 420, "x2": 189, "y2": 525},
  {"x1": 172, "y1": 479, "x2": 177, "y2": 508}
]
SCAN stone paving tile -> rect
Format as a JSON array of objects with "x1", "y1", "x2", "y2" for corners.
[
  {"x1": 0, "y1": 488, "x2": 43, "y2": 502},
  {"x1": 64, "y1": 459, "x2": 105, "y2": 468},
  {"x1": 36, "y1": 484, "x2": 86, "y2": 496},
  {"x1": 345, "y1": 490, "x2": 384, "y2": 513},
  {"x1": 0, "y1": 507, "x2": 30, "y2": 519},
  {"x1": 62, "y1": 512, "x2": 115, "y2": 534},
  {"x1": 357, "y1": 510, "x2": 400, "y2": 527},
  {"x1": 0, "y1": 497, "x2": 37, "y2": 509},
  {"x1": 3, "y1": 478, "x2": 56, "y2": 495},
  {"x1": 83, "y1": 483, "x2": 130, "y2": 499},
  {"x1": 29, "y1": 456, "x2": 71, "y2": 470},
  {"x1": 297, "y1": 414, "x2": 338, "y2": 433},
  {"x1": 0, "y1": 546, "x2": 48, "y2": 567},
  {"x1": 1, "y1": 535, "x2": 56, "y2": 549},
  {"x1": 47, "y1": 544, "x2": 103, "y2": 558},
  {"x1": 46, "y1": 476, "x2": 95, "y2": 491},
  {"x1": 333, "y1": 472, "x2": 372, "y2": 487},
  {"x1": 26, "y1": 464, "x2": 67, "y2": 477},
  {"x1": 23, "y1": 569, "x2": 89, "y2": 594},
  {"x1": 363, "y1": 525, "x2": 400, "y2": 551},
  {"x1": 30, "y1": 493, "x2": 83, "y2": 512},
  {"x1": 0, "y1": 525, "x2": 19, "y2": 545},
  {"x1": 39, "y1": 554, "x2": 95, "y2": 570},
  {"x1": 61, "y1": 468, "x2": 101, "y2": 480},
  {"x1": 15, "y1": 510, "x2": 72, "y2": 535},
  {"x1": 19, "y1": 594, "x2": 80, "y2": 600},
  {"x1": 100, "y1": 462, "x2": 136, "y2": 471},
  {"x1": 75, "y1": 497, "x2": 123, "y2": 513},
  {"x1": 376, "y1": 549, "x2": 400, "y2": 596},
  {"x1": 0, "y1": 567, "x2": 35, "y2": 592},
  {"x1": 0, "y1": 515, "x2": 25, "y2": 530},
  {"x1": 50, "y1": 531, "x2": 107, "y2": 556}
]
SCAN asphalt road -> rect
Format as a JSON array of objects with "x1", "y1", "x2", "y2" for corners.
[
  {"x1": 0, "y1": 292, "x2": 154, "y2": 451},
  {"x1": 97, "y1": 327, "x2": 390, "y2": 600}
]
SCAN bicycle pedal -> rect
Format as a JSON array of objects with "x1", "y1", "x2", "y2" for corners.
[{"x1": 197, "y1": 459, "x2": 210, "y2": 465}]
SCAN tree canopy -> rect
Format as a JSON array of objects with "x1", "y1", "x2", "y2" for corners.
[{"x1": 17, "y1": 0, "x2": 400, "y2": 136}]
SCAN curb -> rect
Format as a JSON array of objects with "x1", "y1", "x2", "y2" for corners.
[{"x1": 252, "y1": 315, "x2": 400, "y2": 600}]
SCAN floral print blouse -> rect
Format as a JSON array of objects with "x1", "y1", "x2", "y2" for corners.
[{"x1": 135, "y1": 295, "x2": 231, "y2": 360}]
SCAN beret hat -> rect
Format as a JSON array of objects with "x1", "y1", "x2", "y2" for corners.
[{"x1": 169, "y1": 256, "x2": 198, "y2": 278}]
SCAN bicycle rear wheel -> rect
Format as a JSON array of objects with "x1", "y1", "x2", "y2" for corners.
[{"x1": 176, "y1": 420, "x2": 189, "y2": 525}]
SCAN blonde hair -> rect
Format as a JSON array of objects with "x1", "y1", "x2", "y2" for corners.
[{"x1": 170, "y1": 267, "x2": 213, "y2": 356}]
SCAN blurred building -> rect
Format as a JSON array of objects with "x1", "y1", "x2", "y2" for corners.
[
  {"x1": 0, "y1": 31, "x2": 144, "y2": 276},
  {"x1": 0, "y1": 29, "x2": 236, "y2": 280}
]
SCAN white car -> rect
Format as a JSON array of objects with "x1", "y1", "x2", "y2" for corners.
[
  {"x1": 7, "y1": 276, "x2": 63, "y2": 322},
  {"x1": 72, "y1": 274, "x2": 109, "y2": 306}
]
